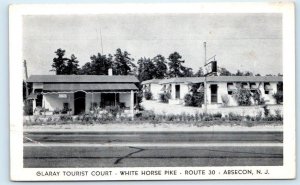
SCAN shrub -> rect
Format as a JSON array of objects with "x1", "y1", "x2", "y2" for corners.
[
  {"x1": 193, "y1": 92, "x2": 204, "y2": 107},
  {"x1": 184, "y1": 94, "x2": 193, "y2": 106},
  {"x1": 274, "y1": 109, "x2": 283, "y2": 121},
  {"x1": 221, "y1": 94, "x2": 229, "y2": 106},
  {"x1": 228, "y1": 112, "x2": 243, "y2": 121},
  {"x1": 59, "y1": 115, "x2": 73, "y2": 122},
  {"x1": 233, "y1": 88, "x2": 252, "y2": 106},
  {"x1": 252, "y1": 90, "x2": 265, "y2": 105},
  {"x1": 273, "y1": 91, "x2": 283, "y2": 104},
  {"x1": 105, "y1": 106, "x2": 121, "y2": 117},
  {"x1": 263, "y1": 105, "x2": 270, "y2": 117},
  {"x1": 136, "y1": 110, "x2": 156, "y2": 121},
  {"x1": 144, "y1": 91, "x2": 153, "y2": 100},
  {"x1": 159, "y1": 92, "x2": 171, "y2": 103},
  {"x1": 184, "y1": 92, "x2": 204, "y2": 107},
  {"x1": 23, "y1": 100, "x2": 33, "y2": 115}
]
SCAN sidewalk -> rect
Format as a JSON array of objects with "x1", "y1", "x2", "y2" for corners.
[{"x1": 24, "y1": 123, "x2": 283, "y2": 133}]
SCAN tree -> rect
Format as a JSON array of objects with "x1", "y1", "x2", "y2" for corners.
[
  {"x1": 244, "y1": 71, "x2": 253, "y2": 76},
  {"x1": 235, "y1": 70, "x2": 243, "y2": 76},
  {"x1": 255, "y1": 73, "x2": 261, "y2": 76},
  {"x1": 90, "y1": 53, "x2": 113, "y2": 75},
  {"x1": 218, "y1": 67, "x2": 232, "y2": 76},
  {"x1": 51, "y1": 48, "x2": 69, "y2": 75},
  {"x1": 181, "y1": 66, "x2": 193, "y2": 77},
  {"x1": 194, "y1": 67, "x2": 204, "y2": 77},
  {"x1": 167, "y1": 52, "x2": 185, "y2": 77},
  {"x1": 137, "y1": 57, "x2": 156, "y2": 81},
  {"x1": 153, "y1": 55, "x2": 167, "y2": 79},
  {"x1": 113, "y1": 48, "x2": 136, "y2": 75},
  {"x1": 64, "y1": 54, "x2": 80, "y2": 75},
  {"x1": 79, "y1": 62, "x2": 93, "y2": 75}
]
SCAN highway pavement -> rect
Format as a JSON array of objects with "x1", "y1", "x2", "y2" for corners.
[{"x1": 23, "y1": 131, "x2": 283, "y2": 167}]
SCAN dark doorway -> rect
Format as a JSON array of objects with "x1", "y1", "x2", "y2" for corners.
[
  {"x1": 74, "y1": 91, "x2": 86, "y2": 115},
  {"x1": 175, "y1": 85, "x2": 180, "y2": 99},
  {"x1": 210, "y1": 84, "x2": 218, "y2": 103}
]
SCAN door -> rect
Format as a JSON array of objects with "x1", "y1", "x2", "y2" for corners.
[
  {"x1": 74, "y1": 91, "x2": 86, "y2": 115},
  {"x1": 175, "y1": 85, "x2": 180, "y2": 99},
  {"x1": 210, "y1": 84, "x2": 218, "y2": 103}
]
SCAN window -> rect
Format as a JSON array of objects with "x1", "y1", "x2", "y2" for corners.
[{"x1": 227, "y1": 83, "x2": 235, "y2": 95}]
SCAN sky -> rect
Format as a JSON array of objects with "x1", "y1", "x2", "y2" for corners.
[{"x1": 23, "y1": 13, "x2": 282, "y2": 76}]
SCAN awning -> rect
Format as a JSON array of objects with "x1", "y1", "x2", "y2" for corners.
[
  {"x1": 43, "y1": 83, "x2": 138, "y2": 91},
  {"x1": 227, "y1": 85, "x2": 237, "y2": 91},
  {"x1": 27, "y1": 93, "x2": 37, "y2": 100},
  {"x1": 264, "y1": 85, "x2": 273, "y2": 90}
]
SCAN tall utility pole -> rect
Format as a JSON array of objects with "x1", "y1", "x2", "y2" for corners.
[
  {"x1": 23, "y1": 60, "x2": 29, "y2": 98},
  {"x1": 203, "y1": 42, "x2": 207, "y2": 114}
]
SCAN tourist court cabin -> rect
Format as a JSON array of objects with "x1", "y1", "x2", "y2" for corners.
[
  {"x1": 26, "y1": 69, "x2": 139, "y2": 116},
  {"x1": 142, "y1": 75, "x2": 283, "y2": 108}
]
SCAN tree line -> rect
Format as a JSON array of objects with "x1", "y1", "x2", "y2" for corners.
[{"x1": 50, "y1": 48, "x2": 282, "y2": 82}]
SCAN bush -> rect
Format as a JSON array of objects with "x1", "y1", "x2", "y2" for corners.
[
  {"x1": 184, "y1": 92, "x2": 204, "y2": 107},
  {"x1": 228, "y1": 112, "x2": 243, "y2": 121},
  {"x1": 23, "y1": 100, "x2": 33, "y2": 115},
  {"x1": 263, "y1": 105, "x2": 270, "y2": 117},
  {"x1": 105, "y1": 106, "x2": 121, "y2": 117},
  {"x1": 159, "y1": 92, "x2": 171, "y2": 103},
  {"x1": 274, "y1": 109, "x2": 283, "y2": 121},
  {"x1": 144, "y1": 91, "x2": 153, "y2": 100},
  {"x1": 273, "y1": 91, "x2": 283, "y2": 104},
  {"x1": 233, "y1": 88, "x2": 252, "y2": 106},
  {"x1": 184, "y1": 94, "x2": 193, "y2": 106},
  {"x1": 252, "y1": 90, "x2": 265, "y2": 105},
  {"x1": 221, "y1": 94, "x2": 229, "y2": 106}
]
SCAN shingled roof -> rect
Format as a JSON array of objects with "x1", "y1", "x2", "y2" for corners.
[{"x1": 27, "y1": 75, "x2": 139, "y2": 83}]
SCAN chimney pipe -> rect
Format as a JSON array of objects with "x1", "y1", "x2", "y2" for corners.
[{"x1": 108, "y1": 68, "x2": 113, "y2": 76}]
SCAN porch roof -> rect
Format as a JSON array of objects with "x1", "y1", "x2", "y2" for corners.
[
  {"x1": 27, "y1": 75, "x2": 139, "y2": 83},
  {"x1": 43, "y1": 83, "x2": 138, "y2": 91}
]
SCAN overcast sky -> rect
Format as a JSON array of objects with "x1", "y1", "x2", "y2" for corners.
[{"x1": 23, "y1": 13, "x2": 282, "y2": 76}]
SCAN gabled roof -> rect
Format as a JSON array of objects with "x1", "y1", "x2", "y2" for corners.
[{"x1": 27, "y1": 75, "x2": 139, "y2": 83}]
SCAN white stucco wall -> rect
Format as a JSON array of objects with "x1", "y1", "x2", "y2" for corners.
[
  {"x1": 43, "y1": 93, "x2": 74, "y2": 114},
  {"x1": 150, "y1": 84, "x2": 161, "y2": 100}
]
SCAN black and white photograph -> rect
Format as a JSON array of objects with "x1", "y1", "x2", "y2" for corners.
[{"x1": 9, "y1": 3, "x2": 295, "y2": 181}]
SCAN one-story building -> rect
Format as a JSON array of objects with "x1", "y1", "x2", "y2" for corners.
[
  {"x1": 26, "y1": 74, "x2": 139, "y2": 116},
  {"x1": 142, "y1": 76, "x2": 283, "y2": 107}
]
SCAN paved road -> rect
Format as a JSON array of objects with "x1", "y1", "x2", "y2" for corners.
[{"x1": 23, "y1": 131, "x2": 283, "y2": 168}]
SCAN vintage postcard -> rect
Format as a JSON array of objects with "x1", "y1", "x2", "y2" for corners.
[{"x1": 9, "y1": 3, "x2": 295, "y2": 181}]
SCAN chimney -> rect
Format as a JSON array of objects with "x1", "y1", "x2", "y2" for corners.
[{"x1": 108, "y1": 68, "x2": 113, "y2": 76}]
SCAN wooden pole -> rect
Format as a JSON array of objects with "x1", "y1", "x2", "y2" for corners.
[{"x1": 204, "y1": 42, "x2": 207, "y2": 114}]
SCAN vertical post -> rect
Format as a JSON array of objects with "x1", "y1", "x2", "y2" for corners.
[
  {"x1": 32, "y1": 99, "x2": 36, "y2": 114},
  {"x1": 203, "y1": 42, "x2": 207, "y2": 114},
  {"x1": 130, "y1": 90, "x2": 134, "y2": 120},
  {"x1": 23, "y1": 60, "x2": 29, "y2": 98},
  {"x1": 114, "y1": 93, "x2": 117, "y2": 106}
]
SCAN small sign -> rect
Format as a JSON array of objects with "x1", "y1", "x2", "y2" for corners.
[
  {"x1": 58, "y1": 94, "x2": 67, "y2": 98},
  {"x1": 204, "y1": 61, "x2": 217, "y2": 76}
]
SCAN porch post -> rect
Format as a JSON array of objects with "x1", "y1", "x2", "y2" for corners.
[
  {"x1": 130, "y1": 90, "x2": 134, "y2": 120},
  {"x1": 32, "y1": 99, "x2": 36, "y2": 113}
]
